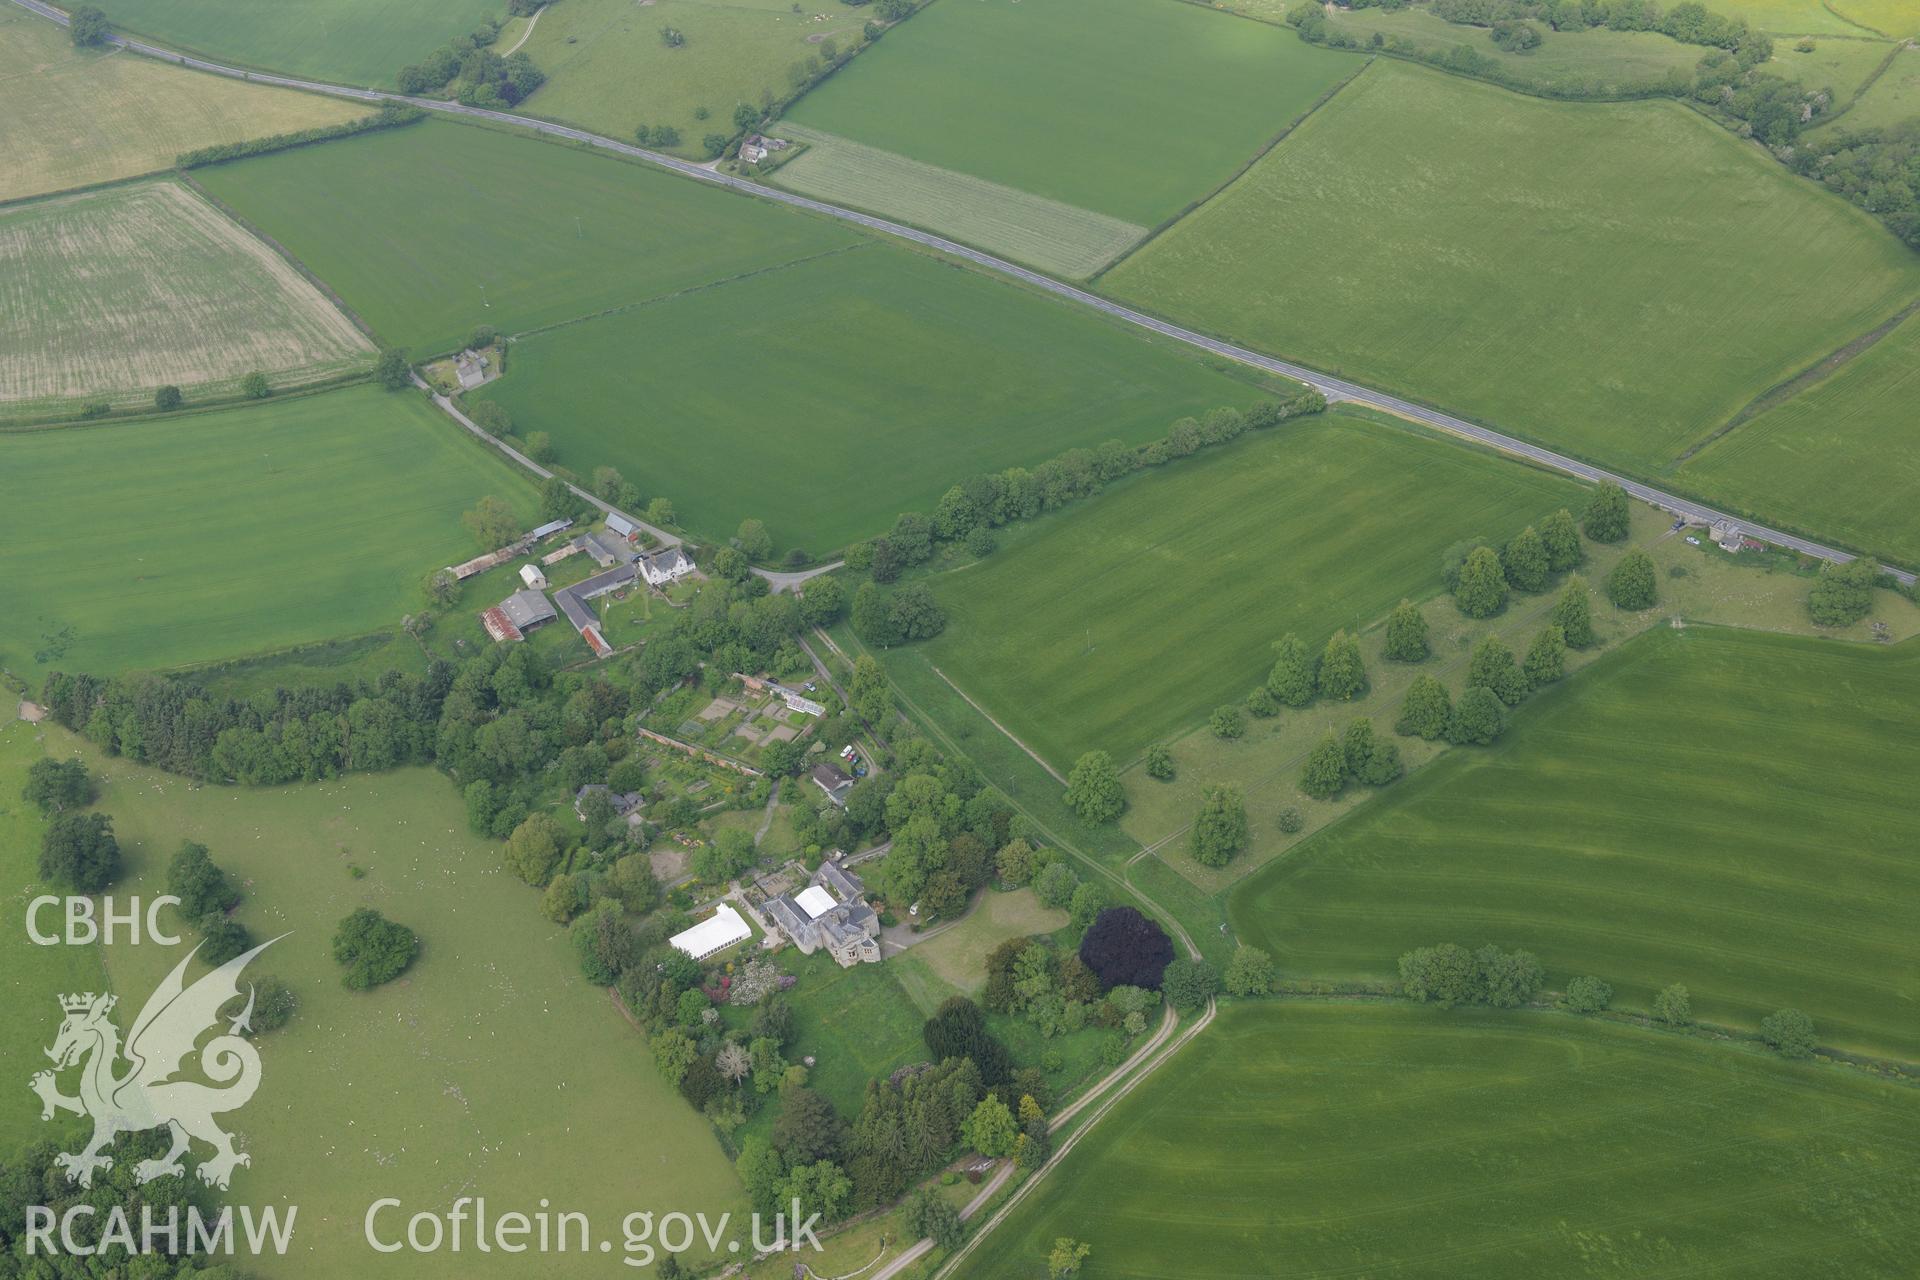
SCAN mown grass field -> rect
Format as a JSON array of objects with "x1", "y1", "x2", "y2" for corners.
[
  {"x1": 87, "y1": 0, "x2": 503, "y2": 86},
  {"x1": 0, "y1": 727, "x2": 110, "y2": 1154},
  {"x1": 919, "y1": 413, "x2": 1583, "y2": 767},
  {"x1": 0, "y1": 385, "x2": 538, "y2": 681},
  {"x1": 195, "y1": 119, "x2": 859, "y2": 354},
  {"x1": 470, "y1": 243, "x2": 1269, "y2": 553},
  {"x1": 28, "y1": 732, "x2": 746, "y2": 1277},
  {"x1": 0, "y1": 6, "x2": 368, "y2": 203},
  {"x1": 954, "y1": 1003, "x2": 1920, "y2": 1279},
  {"x1": 770, "y1": 125, "x2": 1146, "y2": 278},
  {"x1": 521, "y1": 0, "x2": 863, "y2": 157},
  {"x1": 1103, "y1": 59, "x2": 1920, "y2": 474},
  {"x1": 783, "y1": 0, "x2": 1364, "y2": 226},
  {"x1": 1123, "y1": 496, "x2": 1920, "y2": 891},
  {"x1": 889, "y1": 889, "x2": 1066, "y2": 1004},
  {"x1": 1679, "y1": 309, "x2": 1920, "y2": 565},
  {"x1": 1, "y1": 181, "x2": 371, "y2": 414},
  {"x1": 1230, "y1": 626, "x2": 1920, "y2": 1060}
]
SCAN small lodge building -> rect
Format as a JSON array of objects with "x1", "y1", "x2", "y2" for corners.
[
  {"x1": 810, "y1": 762, "x2": 855, "y2": 807},
  {"x1": 574, "y1": 784, "x2": 645, "y2": 826},
  {"x1": 519, "y1": 563, "x2": 548, "y2": 590}
]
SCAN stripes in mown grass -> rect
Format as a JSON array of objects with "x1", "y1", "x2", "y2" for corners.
[
  {"x1": 771, "y1": 126, "x2": 1146, "y2": 280},
  {"x1": 952, "y1": 1002, "x2": 1920, "y2": 1280},
  {"x1": 1230, "y1": 625, "x2": 1920, "y2": 1061}
]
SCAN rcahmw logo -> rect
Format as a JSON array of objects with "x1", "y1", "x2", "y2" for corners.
[{"x1": 23, "y1": 934, "x2": 297, "y2": 1257}]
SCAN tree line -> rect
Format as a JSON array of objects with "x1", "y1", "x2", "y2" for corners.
[{"x1": 176, "y1": 103, "x2": 426, "y2": 169}]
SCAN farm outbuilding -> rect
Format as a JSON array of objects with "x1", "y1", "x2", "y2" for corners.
[
  {"x1": 499, "y1": 588, "x2": 557, "y2": 631},
  {"x1": 519, "y1": 564, "x2": 547, "y2": 589}
]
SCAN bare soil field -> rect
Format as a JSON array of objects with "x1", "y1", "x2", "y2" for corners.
[{"x1": 0, "y1": 181, "x2": 371, "y2": 412}]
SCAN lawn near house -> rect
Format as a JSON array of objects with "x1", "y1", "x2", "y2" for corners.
[{"x1": 1229, "y1": 625, "x2": 1920, "y2": 1061}]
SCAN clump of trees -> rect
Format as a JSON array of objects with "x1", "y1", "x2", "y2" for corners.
[
  {"x1": 1398, "y1": 942, "x2": 1544, "y2": 1008},
  {"x1": 68, "y1": 5, "x2": 109, "y2": 47},
  {"x1": 1300, "y1": 718, "x2": 1400, "y2": 800},
  {"x1": 1760, "y1": 1008, "x2": 1817, "y2": 1059},
  {"x1": 167, "y1": 841, "x2": 251, "y2": 964},
  {"x1": 332, "y1": 908, "x2": 419, "y2": 990},
  {"x1": 396, "y1": 25, "x2": 545, "y2": 106},
  {"x1": 1807, "y1": 558, "x2": 1878, "y2": 627}
]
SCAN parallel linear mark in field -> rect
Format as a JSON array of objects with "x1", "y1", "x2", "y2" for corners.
[{"x1": 9, "y1": 0, "x2": 1910, "y2": 586}]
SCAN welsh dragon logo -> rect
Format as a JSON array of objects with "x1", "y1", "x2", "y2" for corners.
[{"x1": 29, "y1": 938, "x2": 281, "y2": 1190}]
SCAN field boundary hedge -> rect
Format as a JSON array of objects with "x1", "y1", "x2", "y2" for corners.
[{"x1": 175, "y1": 102, "x2": 424, "y2": 169}]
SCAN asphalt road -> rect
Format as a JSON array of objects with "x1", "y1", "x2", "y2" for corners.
[{"x1": 14, "y1": 0, "x2": 1909, "y2": 586}]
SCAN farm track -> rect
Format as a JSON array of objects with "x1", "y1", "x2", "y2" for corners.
[{"x1": 11, "y1": 0, "x2": 1912, "y2": 585}]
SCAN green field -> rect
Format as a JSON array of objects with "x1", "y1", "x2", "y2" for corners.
[
  {"x1": 0, "y1": 728, "x2": 109, "y2": 1153},
  {"x1": 783, "y1": 0, "x2": 1364, "y2": 226},
  {"x1": 87, "y1": 0, "x2": 503, "y2": 87},
  {"x1": 1830, "y1": 0, "x2": 1920, "y2": 36},
  {"x1": 954, "y1": 1003, "x2": 1920, "y2": 1279},
  {"x1": 1230, "y1": 626, "x2": 1920, "y2": 1060},
  {"x1": 919, "y1": 413, "x2": 1584, "y2": 766},
  {"x1": 1826, "y1": 42, "x2": 1920, "y2": 130},
  {"x1": 0, "y1": 385, "x2": 538, "y2": 681},
  {"x1": 1717, "y1": 0, "x2": 1891, "y2": 32},
  {"x1": 1, "y1": 181, "x2": 372, "y2": 415},
  {"x1": 520, "y1": 0, "x2": 863, "y2": 157},
  {"x1": 0, "y1": 5, "x2": 368, "y2": 203},
  {"x1": 1103, "y1": 59, "x2": 1920, "y2": 473},
  {"x1": 770, "y1": 125, "x2": 1147, "y2": 278},
  {"x1": 1679, "y1": 308, "x2": 1920, "y2": 565},
  {"x1": 15, "y1": 730, "x2": 745, "y2": 1278},
  {"x1": 1773, "y1": 33, "x2": 1904, "y2": 108},
  {"x1": 470, "y1": 243, "x2": 1269, "y2": 553},
  {"x1": 195, "y1": 118, "x2": 860, "y2": 354}
]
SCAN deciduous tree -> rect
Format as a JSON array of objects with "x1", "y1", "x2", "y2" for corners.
[
  {"x1": 1063, "y1": 750, "x2": 1125, "y2": 824},
  {"x1": 1539, "y1": 508, "x2": 1582, "y2": 572},
  {"x1": 1504, "y1": 525, "x2": 1550, "y2": 592},
  {"x1": 1606, "y1": 548, "x2": 1658, "y2": 610},
  {"x1": 1467, "y1": 636, "x2": 1528, "y2": 706},
  {"x1": 1396, "y1": 675, "x2": 1452, "y2": 740},
  {"x1": 1552, "y1": 576, "x2": 1596, "y2": 647},
  {"x1": 1523, "y1": 624, "x2": 1567, "y2": 687},
  {"x1": 1266, "y1": 633, "x2": 1317, "y2": 707}
]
